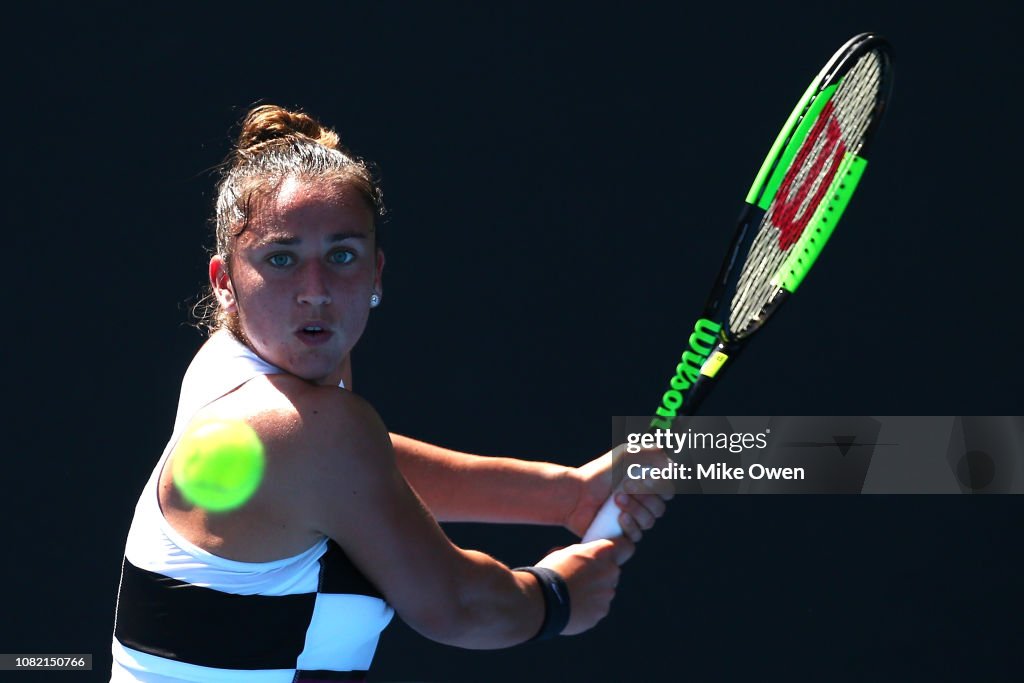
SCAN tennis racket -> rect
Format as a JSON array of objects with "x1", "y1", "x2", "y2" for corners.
[{"x1": 583, "y1": 32, "x2": 894, "y2": 542}]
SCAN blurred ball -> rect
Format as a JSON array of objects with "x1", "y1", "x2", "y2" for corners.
[{"x1": 172, "y1": 418, "x2": 265, "y2": 512}]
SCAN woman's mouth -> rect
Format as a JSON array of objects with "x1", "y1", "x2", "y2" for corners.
[{"x1": 296, "y1": 326, "x2": 334, "y2": 345}]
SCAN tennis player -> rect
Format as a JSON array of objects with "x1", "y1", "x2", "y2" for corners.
[{"x1": 110, "y1": 105, "x2": 671, "y2": 682}]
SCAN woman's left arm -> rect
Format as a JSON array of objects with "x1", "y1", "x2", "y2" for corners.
[{"x1": 390, "y1": 433, "x2": 671, "y2": 540}]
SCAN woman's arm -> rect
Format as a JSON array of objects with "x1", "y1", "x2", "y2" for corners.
[
  {"x1": 389, "y1": 434, "x2": 579, "y2": 525},
  {"x1": 391, "y1": 434, "x2": 673, "y2": 540},
  {"x1": 270, "y1": 381, "x2": 633, "y2": 649}
]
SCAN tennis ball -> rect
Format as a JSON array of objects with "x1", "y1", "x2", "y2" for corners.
[{"x1": 172, "y1": 418, "x2": 265, "y2": 512}]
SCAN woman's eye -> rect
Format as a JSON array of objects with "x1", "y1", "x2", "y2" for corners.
[
  {"x1": 268, "y1": 253, "x2": 294, "y2": 267},
  {"x1": 329, "y1": 250, "x2": 355, "y2": 265}
]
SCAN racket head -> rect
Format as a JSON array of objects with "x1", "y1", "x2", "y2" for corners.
[
  {"x1": 720, "y1": 33, "x2": 894, "y2": 341},
  {"x1": 649, "y1": 34, "x2": 894, "y2": 424}
]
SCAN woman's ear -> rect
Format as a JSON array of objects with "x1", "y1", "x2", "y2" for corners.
[{"x1": 210, "y1": 255, "x2": 237, "y2": 313}]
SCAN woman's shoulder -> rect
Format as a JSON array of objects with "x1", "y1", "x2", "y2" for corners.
[
  {"x1": 204, "y1": 374, "x2": 370, "y2": 421},
  {"x1": 174, "y1": 375, "x2": 393, "y2": 539},
  {"x1": 266, "y1": 375, "x2": 383, "y2": 433},
  {"x1": 203, "y1": 374, "x2": 389, "y2": 464}
]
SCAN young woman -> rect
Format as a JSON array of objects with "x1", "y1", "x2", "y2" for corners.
[{"x1": 111, "y1": 105, "x2": 670, "y2": 682}]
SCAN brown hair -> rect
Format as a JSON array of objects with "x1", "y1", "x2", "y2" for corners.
[{"x1": 194, "y1": 104, "x2": 385, "y2": 334}]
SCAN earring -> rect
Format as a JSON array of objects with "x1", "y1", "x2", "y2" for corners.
[{"x1": 370, "y1": 293, "x2": 381, "y2": 308}]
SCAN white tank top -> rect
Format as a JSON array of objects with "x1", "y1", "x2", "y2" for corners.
[{"x1": 111, "y1": 331, "x2": 393, "y2": 682}]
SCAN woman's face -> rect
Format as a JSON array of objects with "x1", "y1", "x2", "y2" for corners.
[{"x1": 211, "y1": 176, "x2": 383, "y2": 386}]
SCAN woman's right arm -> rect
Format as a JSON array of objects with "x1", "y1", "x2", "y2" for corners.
[{"x1": 274, "y1": 384, "x2": 633, "y2": 649}]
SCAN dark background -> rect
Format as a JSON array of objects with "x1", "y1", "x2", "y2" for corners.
[{"x1": 4, "y1": 2, "x2": 1022, "y2": 681}]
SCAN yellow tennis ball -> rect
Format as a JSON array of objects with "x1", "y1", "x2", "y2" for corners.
[{"x1": 172, "y1": 419, "x2": 265, "y2": 512}]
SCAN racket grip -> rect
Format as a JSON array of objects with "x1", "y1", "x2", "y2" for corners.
[{"x1": 581, "y1": 495, "x2": 623, "y2": 542}]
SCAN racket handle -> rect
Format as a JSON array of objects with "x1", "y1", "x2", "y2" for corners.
[{"x1": 581, "y1": 495, "x2": 623, "y2": 542}]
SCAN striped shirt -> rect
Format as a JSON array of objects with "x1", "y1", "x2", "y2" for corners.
[{"x1": 111, "y1": 332, "x2": 393, "y2": 682}]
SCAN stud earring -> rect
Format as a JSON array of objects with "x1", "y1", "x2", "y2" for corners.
[{"x1": 370, "y1": 293, "x2": 381, "y2": 308}]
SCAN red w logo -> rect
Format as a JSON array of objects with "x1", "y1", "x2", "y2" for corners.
[{"x1": 772, "y1": 101, "x2": 847, "y2": 250}]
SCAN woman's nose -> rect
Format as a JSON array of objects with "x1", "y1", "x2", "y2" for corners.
[{"x1": 296, "y1": 263, "x2": 332, "y2": 306}]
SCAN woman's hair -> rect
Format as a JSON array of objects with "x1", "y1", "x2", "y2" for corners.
[{"x1": 194, "y1": 104, "x2": 385, "y2": 334}]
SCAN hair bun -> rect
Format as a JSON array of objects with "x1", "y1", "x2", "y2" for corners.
[{"x1": 237, "y1": 104, "x2": 340, "y2": 151}]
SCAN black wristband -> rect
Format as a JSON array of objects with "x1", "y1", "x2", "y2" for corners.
[{"x1": 514, "y1": 566, "x2": 571, "y2": 642}]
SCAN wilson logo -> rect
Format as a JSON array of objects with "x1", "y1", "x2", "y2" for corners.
[
  {"x1": 650, "y1": 318, "x2": 721, "y2": 429},
  {"x1": 773, "y1": 101, "x2": 846, "y2": 250}
]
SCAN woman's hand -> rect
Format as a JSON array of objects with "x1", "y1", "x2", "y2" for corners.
[
  {"x1": 535, "y1": 537, "x2": 635, "y2": 635},
  {"x1": 564, "y1": 445, "x2": 675, "y2": 542}
]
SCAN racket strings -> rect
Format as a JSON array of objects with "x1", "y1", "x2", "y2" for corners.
[
  {"x1": 728, "y1": 51, "x2": 882, "y2": 335},
  {"x1": 831, "y1": 52, "x2": 881, "y2": 151}
]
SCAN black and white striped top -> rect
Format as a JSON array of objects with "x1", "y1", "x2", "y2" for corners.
[{"x1": 111, "y1": 332, "x2": 394, "y2": 682}]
